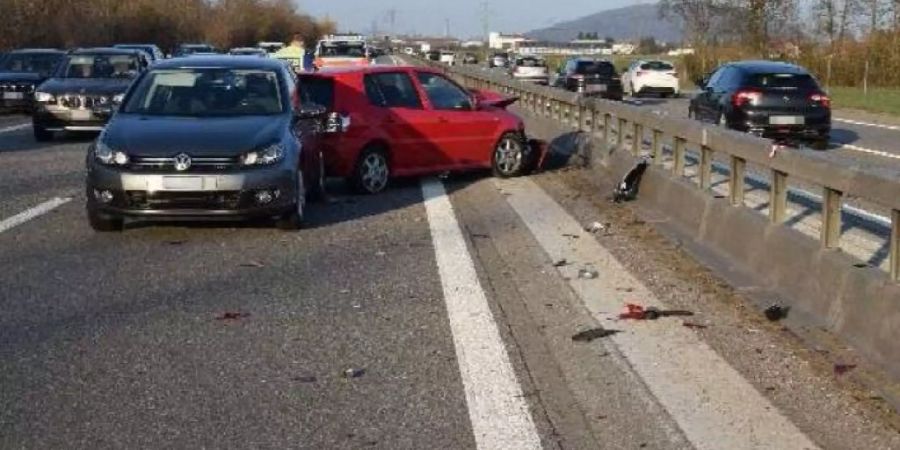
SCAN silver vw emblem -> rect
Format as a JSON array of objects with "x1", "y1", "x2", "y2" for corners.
[{"x1": 173, "y1": 153, "x2": 192, "y2": 171}]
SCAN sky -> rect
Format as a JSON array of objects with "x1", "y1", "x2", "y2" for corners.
[{"x1": 297, "y1": 0, "x2": 651, "y2": 39}]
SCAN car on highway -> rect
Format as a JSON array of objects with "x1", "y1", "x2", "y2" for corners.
[
  {"x1": 488, "y1": 53, "x2": 509, "y2": 68},
  {"x1": 509, "y1": 55, "x2": 549, "y2": 85},
  {"x1": 313, "y1": 35, "x2": 369, "y2": 70},
  {"x1": 298, "y1": 66, "x2": 534, "y2": 194},
  {"x1": 552, "y1": 57, "x2": 623, "y2": 100},
  {"x1": 174, "y1": 44, "x2": 217, "y2": 57},
  {"x1": 462, "y1": 53, "x2": 478, "y2": 65},
  {"x1": 84, "y1": 56, "x2": 326, "y2": 231},
  {"x1": 622, "y1": 59, "x2": 679, "y2": 98},
  {"x1": 32, "y1": 48, "x2": 150, "y2": 141},
  {"x1": 689, "y1": 60, "x2": 831, "y2": 149},
  {"x1": 0, "y1": 49, "x2": 65, "y2": 113},
  {"x1": 114, "y1": 44, "x2": 165, "y2": 63},
  {"x1": 229, "y1": 47, "x2": 268, "y2": 57},
  {"x1": 439, "y1": 51, "x2": 456, "y2": 66}
]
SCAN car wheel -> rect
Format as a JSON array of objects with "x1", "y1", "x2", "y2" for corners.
[
  {"x1": 353, "y1": 146, "x2": 390, "y2": 194},
  {"x1": 33, "y1": 123, "x2": 52, "y2": 142},
  {"x1": 277, "y1": 171, "x2": 306, "y2": 230},
  {"x1": 87, "y1": 206, "x2": 123, "y2": 232},
  {"x1": 492, "y1": 132, "x2": 526, "y2": 178},
  {"x1": 688, "y1": 107, "x2": 695, "y2": 120},
  {"x1": 308, "y1": 151, "x2": 326, "y2": 202},
  {"x1": 631, "y1": 83, "x2": 639, "y2": 98}
]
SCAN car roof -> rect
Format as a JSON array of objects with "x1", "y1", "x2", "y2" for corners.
[
  {"x1": 71, "y1": 48, "x2": 145, "y2": 56},
  {"x1": 728, "y1": 60, "x2": 808, "y2": 74},
  {"x1": 115, "y1": 44, "x2": 159, "y2": 48},
  {"x1": 308, "y1": 65, "x2": 442, "y2": 77},
  {"x1": 9, "y1": 48, "x2": 65, "y2": 55},
  {"x1": 152, "y1": 56, "x2": 287, "y2": 70}
]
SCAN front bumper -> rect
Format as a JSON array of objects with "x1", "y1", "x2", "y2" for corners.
[
  {"x1": 513, "y1": 75, "x2": 549, "y2": 85},
  {"x1": 33, "y1": 107, "x2": 112, "y2": 131},
  {"x1": 86, "y1": 163, "x2": 298, "y2": 219}
]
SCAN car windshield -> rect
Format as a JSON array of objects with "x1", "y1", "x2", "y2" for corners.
[
  {"x1": 123, "y1": 68, "x2": 283, "y2": 117},
  {"x1": 299, "y1": 76, "x2": 334, "y2": 108},
  {"x1": 640, "y1": 61, "x2": 674, "y2": 71},
  {"x1": 319, "y1": 42, "x2": 366, "y2": 58},
  {"x1": 117, "y1": 46, "x2": 154, "y2": 57},
  {"x1": 516, "y1": 57, "x2": 546, "y2": 68},
  {"x1": 62, "y1": 54, "x2": 140, "y2": 79},
  {"x1": 0, "y1": 53, "x2": 62, "y2": 76},
  {"x1": 576, "y1": 61, "x2": 615, "y2": 76},
  {"x1": 748, "y1": 73, "x2": 819, "y2": 90}
]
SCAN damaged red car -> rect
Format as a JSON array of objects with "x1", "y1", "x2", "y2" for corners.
[{"x1": 298, "y1": 66, "x2": 537, "y2": 193}]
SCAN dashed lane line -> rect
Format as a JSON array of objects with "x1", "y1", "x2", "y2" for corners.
[
  {"x1": 0, "y1": 197, "x2": 72, "y2": 234},
  {"x1": 838, "y1": 142, "x2": 900, "y2": 160},
  {"x1": 0, "y1": 123, "x2": 30, "y2": 134},
  {"x1": 834, "y1": 117, "x2": 900, "y2": 131},
  {"x1": 421, "y1": 178, "x2": 542, "y2": 450}
]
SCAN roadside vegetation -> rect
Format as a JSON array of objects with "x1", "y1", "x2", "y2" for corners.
[{"x1": 0, "y1": 0, "x2": 335, "y2": 51}]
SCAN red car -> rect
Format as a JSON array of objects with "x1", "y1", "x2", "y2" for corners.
[{"x1": 298, "y1": 66, "x2": 534, "y2": 193}]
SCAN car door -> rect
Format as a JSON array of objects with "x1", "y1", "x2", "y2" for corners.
[
  {"x1": 363, "y1": 71, "x2": 439, "y2": 172},
  {"x1": 415, "y1": 71, "x2": 500, "y2": 169},
  {"x1": 695, "y1": 67, "x2": 725, "y2": 121}
]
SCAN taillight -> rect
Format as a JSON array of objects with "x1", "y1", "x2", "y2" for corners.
[
  {"x1": 732, "y1": 89, "x2": 762, "y2": 108},
  {"x1": 810, "y1": 93, "x2": 831, "y2": 108}
]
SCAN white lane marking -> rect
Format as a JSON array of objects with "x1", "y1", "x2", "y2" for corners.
[
  {"x1": 835, "y1": 117, "x2": 900, "y2": 131},
  {"x1": 499, "y1": 177, "x2": 820, "y2": 450},
  {"x1": 838, "y1": 142, "x2": 900, "y2": 160},
  {"x1": 0, "y1": 197, "x2": 72, "y2": 234},
  {"x1": 0, "y1": 123, "x2": 30, "y2": 134},
  {"x1": 421, "y1": 178, "x2": 542, "y2": 450}
]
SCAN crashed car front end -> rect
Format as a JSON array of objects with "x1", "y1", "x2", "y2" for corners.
[{"x1": 32, "y1": 90, "x2": 123, "y2": 132}]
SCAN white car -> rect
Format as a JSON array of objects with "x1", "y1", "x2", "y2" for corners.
[
  {"x1": 403, "y1": 47, "x2": 415, "y2": 56},
  {"x1": 509, "y1": 55, "x2": 549, "y2": 84},
  {"x1": 439, "y1": 51, "x2": 456, "y2": 66},
  {"x1": 622, "y1": 60, "x2": 680, "y2": 98}
]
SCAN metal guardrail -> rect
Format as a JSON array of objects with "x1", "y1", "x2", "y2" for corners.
[{"x1": 419, "y1": 59, "x2": 900, "y2": 282}]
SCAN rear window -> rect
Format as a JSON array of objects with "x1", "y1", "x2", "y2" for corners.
[
  {"x1": 575, "y1": 61, "x2": 614, "y2": 76},
  {"x1": 364, "y1": 72, "x2": 422, "y2": 109},
  {"x1": 640, "y1": 61, "x2": 674, "y2": 71},
  {"x1": 299, "y1": 76, "x2": 334, "y2": 108},
  {"x1": 516, "y1": 58, "x2": 546, "y2": 67},
  {"x1": 748, "y1": 73, "x2": 819, "y2": 90}
]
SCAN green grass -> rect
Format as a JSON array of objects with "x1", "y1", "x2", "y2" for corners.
[{"x1": 827, "y1": 86, "x2": 900, "y2": 117}]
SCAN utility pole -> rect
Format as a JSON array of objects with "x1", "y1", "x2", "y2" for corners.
[
  {"x1": 445, "y1": 18, "x2": 451, "y2": 38},
  {"x1": 387, "y1": 9, "x2": 397, "y2": 36},
  {"x1": 480, "y1": 1, "x2": 490, "y2": 43}
]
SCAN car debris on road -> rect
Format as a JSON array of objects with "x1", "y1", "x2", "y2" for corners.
[
  {"x1": 618, "y1": 303, "x2": 694, "y2": 321},
  {"x1": 571, "y1": 327, "x2": 621, "y2": 342}
]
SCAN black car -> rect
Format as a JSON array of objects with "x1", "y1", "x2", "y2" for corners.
[
  {"x1": 552, "y1": 57, "x2": 623, "y2": 100},
  {"x1": 174, "y1": 44, "x2": 217, "y2": 57},
  {"x1": 84, "y1": 56, "x2": 327, "y2": 231},
  {"x1": 462, "y1": 53, "x2": 478, "y2": 65},
  {"x1": 0, "y1": 49, "x2": 65, "y2": 113},
  {"x1": 32, "y1": 48, "x2": 150, "y2": 141},
  {"x1": 689, "y1": 61, "x2": 831, "y2": 149},
  {"x1": 114, "y1": 44, "x2": 165, "y2": 62}
]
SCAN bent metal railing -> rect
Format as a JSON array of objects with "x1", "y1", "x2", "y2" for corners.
[{"x1": 421, "y1": 60, "x2": 900, "y2": 282}]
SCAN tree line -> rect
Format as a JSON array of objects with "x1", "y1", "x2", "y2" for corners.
[
  {"x1": 0, "y1": 0, "x2": 336, "y2": 52},
  {"x1": 660, "y1": 0, "x2": 900, "y2": 87}
]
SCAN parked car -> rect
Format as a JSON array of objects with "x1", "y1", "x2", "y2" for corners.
[
  {"x1": 0, "y1": 49, "x2": 65, "y2": 113},
  {"x1": 426, "y1": 51, "x2": 441, "y2": 62},
  {"x1": 32, "y1": 48, "x2": 150, "y2": 141},
  {"x1": 174, "y1": 44, "x2": 216, "y2": 57},
  {"x1": 622, "y1": 59, "x2": 679, "y2": 97},
  {"x1": 439, "y1": 51, "x2": 456, "y2": 66},
  {"x1": 689, "y1": 60, "x2": 830, "y2": 149},
  {"x1": 229, "y1": 47, "x2": 268, "y2": 57},
  {"x1": 462, "y1": 53, "x2": 478, "y2": 65},
  {"x1": 84, "y1": 56, "x2": 326, "y2": 231},
  {"x1": 489, "y1": 53, "x2": 509, "y2": 68},
  {"x1": 509, "y1": 55, "x2": 549, "y2": 85},
  {"x1": 114, "y1": 44, "x2": 165, "y2": 62},
  {"x1": 297, "y1": 66, "x2": 535, "y2": 194},
  {"x1": 552, "y1": 57, "x2": 623, "y2": 100},
  {"x1": 403, "y1": 47, "x2": 415, "y2": 56}
]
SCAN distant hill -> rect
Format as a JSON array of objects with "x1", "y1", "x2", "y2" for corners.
[{"x1": 527, "y1": 3, "x2": 683, "y2": 44}]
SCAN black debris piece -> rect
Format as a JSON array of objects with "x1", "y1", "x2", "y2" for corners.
[
  {"x1": 343, "y1": 368, "x2": 366, "y2": 379},
  {"x1": 552, "y1": 259, "x2": 569, "y2": 267},
  {"x1": 613, "y1": 157, "x2": 651, "y2": 203},
  {"x1": 764, "y1": 304, "x2": 790, "y2": 321},
  {"x1": 572, "y1": 327, "x2": 621, "y2": 342}
]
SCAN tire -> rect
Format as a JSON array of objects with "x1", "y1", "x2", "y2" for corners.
[
  {"x1": 630, "y1": 83, "x2": 639, "y2": 98},
  {"x1": 492, "y1": 132, "x2": 527, "y2": 178},
  {"x1": 352, "y1": 146, "x2": 390, "y2": 194},
  {"x1": 307, "y1": 151, "x2": 326, "y2": 202},
  {"x1": 277, "y1": 171, "x2": 306, "y2": 230},
  {"x1": 87, "y1": 206, "x2": 123, "y2": 232},
  {"x1": 688, "y1": 107, "x2": 695, "y2": 120},
  {"x1": 33, "y1": 123, "x2": 52, "y2": 142}
]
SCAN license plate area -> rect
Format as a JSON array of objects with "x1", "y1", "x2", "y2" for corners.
[
  {"x1": 769, "y1": 115, "x2": 804, "y2": 125},
  {"x1": 162, "y1": 176, "x2": 204, "y2": 191},
  {"x1": 586, "y1": 84, "x2": 607, "y2": 93},
  {"x1": 2, "y1": 92, "x2": 24, "y2": 100},
  {"x1": 70, "y1": 109, "x2": 92, "y2": 121}
]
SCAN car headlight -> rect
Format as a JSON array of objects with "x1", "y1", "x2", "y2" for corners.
[
  {"x1": 94, "y1": 141, "x2": 129, "y2": 166},
  {"x1": 112, "y1": 93, "x2": 125, "y2": 104},
  {"x1": 240, "y1": 143, "x2": 284, "y2": 166},
  {"x1": 34, "y1": 92, "x2": 55, "y2": 103}
]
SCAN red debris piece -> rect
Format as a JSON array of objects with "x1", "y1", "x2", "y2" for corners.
[
  {"x1": 216, "y1": 311, "x2": 251, "y2": 321},
  {"x1": 834, "y1": 364, "x2": 857, "y2": 376},
  {"x1": 619, "y1": 304, "x2": 660, "y2": 320}
]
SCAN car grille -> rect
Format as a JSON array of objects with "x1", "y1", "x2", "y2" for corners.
[
  {"x1": 0, "y1": 83, "x2": 35, "y2": 93},
  {"x1": 125, "y1": 191, "x2": 243, "y2": 210},
  {"x1": 129, "y1": 155, "x2": 241, "y2": 173},
  {"x1": 59, "y1": 94, "x2": 111, "y2": 109}
]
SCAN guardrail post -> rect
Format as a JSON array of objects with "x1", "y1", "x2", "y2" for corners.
[
  {"x1": 729, "y1": 156, "x2": 745, "y2": 206},
  {"x1": 699, "y1": 146, "x2": 713, "y2": 190},
  {"x1": 673, "y1": 138, "x2": 685, "y2": 176},
  {"x1": 563, "y1": 103, "x2": 571, "y2": 127},
  {"x1": 770, "y1": 170, "x2": 788, "y2": 223},
  {"x1": 602, "y1": 114, "x2": 611, "y2": 148},
  {"x1": 591, "y1": 110, "x2": 599, "y2": 136},
  {"x1": 616, "y1": 118, "x2": 626, "y2": 148},
  {"x1": 892, "y1": 210, "x2": 900, "y2": 281},
  {"x1": 631, "y1": 123, "x2": 643, "y2": 156},
  {"x1": 651, "y1": 129, "x2": 662, "y2": 164},
  {"x1": 579, "y1": 106, "x2": 588, "y2": 132},
  {"x1": 821, "y1": 187, "x2": 842, "y2": 249}
]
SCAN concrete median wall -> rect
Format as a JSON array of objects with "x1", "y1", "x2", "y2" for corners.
[{"x1": 517, "y1": 106, "x2": 900, "y2": 386}]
